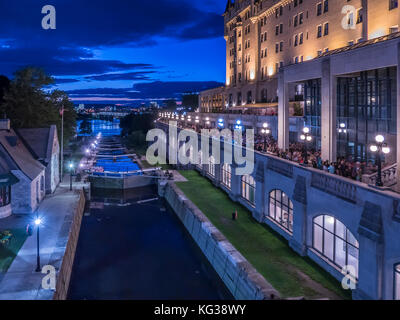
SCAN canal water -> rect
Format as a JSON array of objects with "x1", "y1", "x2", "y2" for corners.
[{"x1": 67, "y1": 186, "x2": 233, "y2": 300}]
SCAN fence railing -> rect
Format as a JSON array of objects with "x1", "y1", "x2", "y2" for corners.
[
  {"x1": 362, "y1": 163, "x2": 397, "y2": 187},
  {"x1": 311, "y1": 172, "x2": 357, "y2": 203}
]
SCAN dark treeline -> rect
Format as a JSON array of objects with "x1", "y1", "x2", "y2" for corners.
[
  {"x1": 120, "y1": 113, "x2": 156, "y2": 155},
  {"x1": 0, "y1": 67, "x2": 76, "y2": 145}
]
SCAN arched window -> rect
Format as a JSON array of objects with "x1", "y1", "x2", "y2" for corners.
[
  {"x1": 0, "y1": 186, "x2": 11, "y2": 207},
  {"x1": 221, "y1": 163, "x2": 232, "y2": 189},
  {"x1": 196, "y1": 150, "x2": 202, "y2": 169},
  {"x1": 269, "y1": 190, "x2": 293, "y2": 233},
  {"x1": 395, "y1": 264, "x2": 400, "y2": 300},
  {"x1": 242, "y1": 175, "x2": 255, "y2": 204},
  {"x1": 208, "y1": 156, "x2": 215, "y2": 177},
  {"x1": 313, "y1": 215, "x2": 359, "y2": 278}
]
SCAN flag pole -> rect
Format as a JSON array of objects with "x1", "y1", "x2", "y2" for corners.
[{"x1": 60, "y1": 105, "x2": 64, "y2": 181}]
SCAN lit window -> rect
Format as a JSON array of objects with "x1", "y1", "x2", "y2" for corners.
[
  {"x1": 268, "y1": 190, "x2": 293, "y2": 233},
  {"x1": 221, "y1": 163, "x2": 232, "y2": 189},
  {"x1": 208, "y1": 156, "x2": 215, "y2": 176},
  {"x1": 241, "y1": 175, "x2": 255, "y2": 205},
  {"x1": 313, "y1": 215, "x2": 359, "y2": 279}
]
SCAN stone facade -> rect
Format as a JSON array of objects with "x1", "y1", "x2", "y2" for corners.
[
  {"x1": 157, "y1": 120, "x2": 400, "y2": 300},
  {"x1": 200, "y1": 0, "x2": 399, "y2": 111}
]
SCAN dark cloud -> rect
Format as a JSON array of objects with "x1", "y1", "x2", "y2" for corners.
[
  {"x1": 0, "y1": 0, "x2": 223, "y2": 48},
  {"x1": 66, "y1": 81, "x2": 224, "y2": 101},
  {"x1": 0, "y1": 45, "x2": 157, "y2": 77},
  {"x1": 53, "y1": 78, "x2": 81, "y2": 84},
  {"x1": 85, "y1": 71, "x2": 157, "y2": 81}
]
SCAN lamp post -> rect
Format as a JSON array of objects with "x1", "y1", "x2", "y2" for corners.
[
  {"x1": 261, "y1": 123, "x2": 270, "y2": 152},
  {"x1": 370, "y1": 135, "x2": 390, "y2": 187},
  {"x1": 300, "y1": 127, "x2": 312, "y2": 165},
  {"x1": 69, "y1": 162, "x2": 74, "y2": 191},
  {"x1": 34, "y1": 218, "x2": 42, "y2": 272}
]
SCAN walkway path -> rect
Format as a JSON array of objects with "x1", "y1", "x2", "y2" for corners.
[{"x1": 0, "y1": 180, "x2": 82, "y2": 300}]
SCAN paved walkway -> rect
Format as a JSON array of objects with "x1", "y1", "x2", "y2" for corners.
[{"x1": 0, "y1": 182, "x2": 82, "y2": 300}]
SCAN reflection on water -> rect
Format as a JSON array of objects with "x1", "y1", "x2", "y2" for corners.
[
  {"x1": 68, "y1": 186, "x2": 233, "y2": 300},
  {"x1": 77, "y1": 119, "x2": 122, "y2": 137}
]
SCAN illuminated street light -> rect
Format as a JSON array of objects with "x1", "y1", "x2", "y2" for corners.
[
  {"x1": 34, "y1": 217, "x2": 42, "y2": 272},
  {"x1": 261, "y1": 123, "x2": 270, "y2": 152},
  {"x1": 370, "y1": 135, "x2": 390, "y2": 187},
  {"x1": 69, "y1": 162, "x2": 74, "y2": 191},
  {"x1": 300, "y1": 127, "x2": 312, "y2": 165}
]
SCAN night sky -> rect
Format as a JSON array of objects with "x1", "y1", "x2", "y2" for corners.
[{"x1": 0, "y1": 0, "x2": 226, "y2": 104}]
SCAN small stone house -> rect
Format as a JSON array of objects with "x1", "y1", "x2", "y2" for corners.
[
  {"x1": 0, "y1": 119, "x2": 46, "y2": 215},
  {"x1": 17, "y1": 125, "x2": 60, "y2": 194}
]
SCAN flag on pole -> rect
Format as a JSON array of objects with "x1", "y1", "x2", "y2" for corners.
[{"x1": 60, "y1": 106, "x2": 64, "y2": 116}]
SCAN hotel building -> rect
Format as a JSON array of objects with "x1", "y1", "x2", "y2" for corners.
[{"x1": 199, "y1": 0, "x2": 399, "y2": 163}]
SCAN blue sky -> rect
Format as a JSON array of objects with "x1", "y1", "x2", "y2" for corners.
[{"x1": 0, "y1": 0, "x2": 227, "y2": 103}]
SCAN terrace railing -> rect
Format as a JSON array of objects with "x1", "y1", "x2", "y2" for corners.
[{"x1": 362, "y1": 163, "x2": 397, "y2": 187}]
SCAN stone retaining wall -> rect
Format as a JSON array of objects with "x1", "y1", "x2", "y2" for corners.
[
  {"x1": 159, "y1": 181, "x2": 280, "y2": 300},
  {"x1": 52, "y1": 189, "x2": 86, "y2": 300}
]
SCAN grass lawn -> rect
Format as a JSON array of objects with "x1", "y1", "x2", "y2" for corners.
[
  {"x1": 176, "y1": 170, "x2": 351, "y2": 300},
  {"x1": 0, "y1": 228, "x2": 28, "y2": 273}
]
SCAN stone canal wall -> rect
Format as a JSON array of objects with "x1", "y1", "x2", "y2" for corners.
[
  {"x1": 53, "y1": 189, "x2": 86, "y2": 300},
  {"x1": 159, "y1": 181, "x2": 280, "y2": 300}
]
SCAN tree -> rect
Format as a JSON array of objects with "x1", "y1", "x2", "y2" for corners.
[
  {"x1": 182, "y1": 93, "x2": 199, "y2": 110},
  {"x1": 119, "y1": 113, "x2": 155, "y2": 137},
  {"x1": 0, "y1": 76, "x2": 10, "y2": 108},
  {"x1": 165, "y1": 99, "x2": 177, "y2": 110},
  {"x1": 0, "y1": 67, "x2": 76, "y2": 143},
  {"x1": 79, "y1": 118, "x2": 92, "y2": 135}
]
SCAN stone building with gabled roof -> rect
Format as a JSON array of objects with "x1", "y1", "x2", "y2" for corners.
[
  {"x1": 0, "y1": 119, "x2": 46, "y2": 215},
  {"x1": 17, "y1": 125, "x2": 60, "y2": 194}
]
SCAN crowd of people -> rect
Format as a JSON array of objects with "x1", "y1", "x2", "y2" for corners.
[
  {"x1": 171, "y1": 120, "x2": 384, "y2": 182},
  {"x1": 254, "y1": 134, "x2": 381, "y2": 181}
]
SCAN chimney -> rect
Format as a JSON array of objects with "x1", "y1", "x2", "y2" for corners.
[{"x1": 0, "y1": 119, "x2": 10, "y2": 131}]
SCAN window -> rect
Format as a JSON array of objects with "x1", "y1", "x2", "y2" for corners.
[
  {"x1": 275, "y1": 25, "x2": 279, "y2": 35},
  {"x1": 294, "y1": 15, "x2": 298, "y2": 27},
  {"x1": 356, "y1": 9, "x2": 363, "y2": 24},
  {"x1": 389, "y1": 0, "x2": 398, "y2": 10},
  {"x1": 323, "y1": 22, "x2": 329, "y2": 36},
  {"x1": 294, "y1": 34, "x2": 298, "y2": 46},
  {"x1": 208, "y1": 156, "x2": 215, "y2": 177},
  {"x1": 247, "y1": 91, "x2": 252, "y2": 104},
  {"x1": 395, "y1": 264, "x2": 400, "y2": 300},
  {"x1": 241, "y1": 175, "x2": 255, "y2": 204},
  {"x1": 221, "y1": 163, "x2": 232, "y2": 189},
  {"x1": 299, "y1": 12, "x2": 304, "y2": 24},
  {"x1": 280, "y1": 41, "x2": 284, "y2": 52},
  {"x1": 280, "y1": 23, "x2": 283, "y2": 33},
  {"x1": 268, "y1": 190, "x2": 293, "y2": 233},
  {"x1": 313, "y1": 215, "x2": 359, "y2": 279},
  {"x1": 323, "y1": 0, "x2": 329, "y2": 13},
  {"x1": 299, "y1": 32, "x2": 304, "y2": 44},
  {"x1": 317, "y1": 2, "x2": 322, "y2": 16},
  {"x1": 0, "y1": 186, "x2": 11, "y2": 207},
  {"x1": 196, "y1": 150, "x2": 203, "y2": 168},
  {"x1": 275, "y1": 43, "x2": 279, "y2": 53},
  {"x1": 317, "y1": 25, "x2": 322, "y2": 38}
]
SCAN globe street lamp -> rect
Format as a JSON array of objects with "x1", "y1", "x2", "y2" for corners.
[
  {"x1": 370, "y1": 134, "x2": 390, "y2": 187},
  {"x1": 338, "y1": 122, "x2": 347, "y2": 134},
  {"x1": 69, "y1": 162, "x2": 74, "y2": 191},
  {"x1": 34, "y1": 218, "x2": 42, "y2": 272},
  {"x1": 261, "y1": 123, "x2": 270, "y2": 152},
  {"x1": 300, "y1": 127, "x2": 313, "y2": 165}
]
